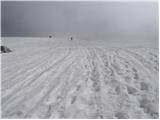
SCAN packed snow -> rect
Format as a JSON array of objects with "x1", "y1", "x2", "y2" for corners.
[{"x1": 1, "y1": 37, "x2": 159, "y2": 118}]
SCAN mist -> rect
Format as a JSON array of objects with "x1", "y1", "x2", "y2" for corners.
[
  {"x1": 1, "y1": 2, "x2": 159, "y2": 118},
  {"x1": 1, "y1": 1, "x2": 158, "y2": 47}
]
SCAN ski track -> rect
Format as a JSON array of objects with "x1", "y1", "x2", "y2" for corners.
[
  {"x1": 2, "y1": 47, "x2": 67, "y2": 90},
  {"x1": 1, "y1": 38, "x2": 159, "y2": 118}
]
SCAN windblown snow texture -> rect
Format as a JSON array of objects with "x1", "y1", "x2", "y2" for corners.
[{"x1": 1, "y1": 37, "x2": 159, "y2": 118}]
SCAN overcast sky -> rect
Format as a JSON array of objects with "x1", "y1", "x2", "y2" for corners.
[{"x1": 1, "y1": 1, "x2": 158, "y2": 46}]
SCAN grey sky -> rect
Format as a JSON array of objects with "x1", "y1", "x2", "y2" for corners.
[{"x1": 1, "y1": 1, "x2": 158, "y2": 46}]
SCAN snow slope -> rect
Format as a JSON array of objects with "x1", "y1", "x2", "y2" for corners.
[{"x1": 1, "y1": 37, "x2": 159, "y2": 118}]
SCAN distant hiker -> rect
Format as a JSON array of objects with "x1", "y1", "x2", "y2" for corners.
[
  {"x1": 70, "y1": 37, "x2": 73, "y2": 41},
  {"x1": 49, "y1": 35, "x2": 52, "y2": 38}
]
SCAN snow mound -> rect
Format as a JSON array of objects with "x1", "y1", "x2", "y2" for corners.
[{"x1": 1, "y1": 37, "x2": 159, "y2": 118}]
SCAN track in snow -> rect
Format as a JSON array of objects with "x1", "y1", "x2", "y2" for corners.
[{"x1": 1, "y1": 37, "x2": 159, "y2": 118}]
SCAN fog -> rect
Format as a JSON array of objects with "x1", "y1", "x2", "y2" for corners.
[{"x1": 1, "y1": 1, "x2": 158, "y2": 47}]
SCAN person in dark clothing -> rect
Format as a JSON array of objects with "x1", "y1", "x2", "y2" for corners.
[{"x1": 70, "y1": 37, "x2": 73, "y2": 41}]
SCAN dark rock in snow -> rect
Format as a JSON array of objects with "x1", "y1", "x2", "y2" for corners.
[{"x1": 1, "y1": 46, "x2": 12, "y2": 53}]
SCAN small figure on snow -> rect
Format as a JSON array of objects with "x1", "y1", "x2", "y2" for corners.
[{"x1": 70, "y1": 37, "x2": 73, "y2": 41}]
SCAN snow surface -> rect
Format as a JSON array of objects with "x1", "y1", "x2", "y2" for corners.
[{"x1": 1, "y1": 37, "x2": 159, "y2": 118}]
